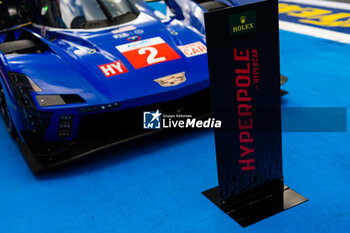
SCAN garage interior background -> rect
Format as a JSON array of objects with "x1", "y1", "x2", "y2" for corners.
[{"x1": 0, "y1": 0, "x2": 349, "y2": 232}]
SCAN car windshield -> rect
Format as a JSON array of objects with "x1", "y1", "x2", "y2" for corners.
[{"x1": 28, "y1": 0, "x2": 138, "y2": 29}]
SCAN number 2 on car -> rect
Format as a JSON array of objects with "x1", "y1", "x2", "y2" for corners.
[{"x1": 116, "y1": 37, "x2": 181, "y2": 69}]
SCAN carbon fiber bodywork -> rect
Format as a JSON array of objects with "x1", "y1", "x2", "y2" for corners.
[{"x1": 17, "y1": 89, "x2": 212, "y2": 172}]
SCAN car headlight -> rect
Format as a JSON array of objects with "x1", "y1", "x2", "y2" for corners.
[
  {"x1": 36, "y1": 94, "x2": 86, "y2": 107},
  {"x1": 7, "y1": 72, "x2": 53, "y2": 138},
  {"x1": 8, "y1": 72, "x2": 86, "y2": 107},
  {"x1": 7, "y1": 72, "x2": 86, "y2": 138},
  {"x1": 8, "y1": 72, "x2": 42, "y2": 108}
]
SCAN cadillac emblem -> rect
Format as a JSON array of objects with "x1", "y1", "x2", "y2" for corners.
[{"x1": 154, "y1": 72, "x2": 186, "y2": 87}]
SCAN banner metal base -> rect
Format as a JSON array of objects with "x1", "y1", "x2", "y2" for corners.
[{"x1": 202, "y1": 185, "x2": 307, "y2": 227}]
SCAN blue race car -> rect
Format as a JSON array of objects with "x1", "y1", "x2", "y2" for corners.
[
  {"x1": 0, "y1": 0, "x2": 285, "y2": 171},
  {"x1": 0, "y1": 0, "x2": 237, "y2": 171}
]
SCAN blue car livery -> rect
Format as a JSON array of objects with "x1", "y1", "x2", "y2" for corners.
[{"x1": 0, "y1": 0, "x2": 239, "y2": 171}]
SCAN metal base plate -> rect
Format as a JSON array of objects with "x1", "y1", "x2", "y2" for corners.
[{"x1": 202, "y1": 185, "x2": 308, "y2": 227}]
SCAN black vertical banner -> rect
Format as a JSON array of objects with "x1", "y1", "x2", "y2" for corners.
[
  {"x1": 208, "y1": 0, "x2": 283, "y2": 202},
  {"x1": 203, "y1": 0, "x2": 307, "y2": 227}
]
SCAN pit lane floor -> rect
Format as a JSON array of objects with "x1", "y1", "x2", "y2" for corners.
[{"x1": 0, "y1": 0, "x2": 349, "y2": 232}]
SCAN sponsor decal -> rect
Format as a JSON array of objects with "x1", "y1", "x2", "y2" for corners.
[
  {"x1": 113, "y1": 32, "x2": 131, "y2": 39},
  {"x1": 99, "y1": 60, "x2": 128, "y2": 77},
  {"x1": 113, "y1": 30, "x2": 144, "y2": 40},
  {"x1": 178, "y1": 42, "x2": 207, "y2": 57},
  {"x1": 154, "y1": 72, "x2": 186, "y2": 87},
  {"x1": 111, "y1": 26, "x2": 136, "y2": 34},
  {"x1": 229, "y1": 10, "x2": 257, "y2": 35},
  {"x1": 143, "y1": 110, "x2": 221, "y2": 129},
  {"x1": 127, "y1": 35, "x2": 141, "y2": 41},
  {"x1": 116, "y1": 37, "x2": 180, "y2": 69}
]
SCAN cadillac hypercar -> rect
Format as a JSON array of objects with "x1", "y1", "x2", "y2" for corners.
[{"x1": 0, "y1": 0, "x2": 284, "y2": 171}]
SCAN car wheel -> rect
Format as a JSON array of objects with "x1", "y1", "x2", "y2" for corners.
[
  {"x1": 200, "y1": 1, "x2": 229, "y2": 11},
  {"x1": 0, "y1": 83, "x2": 16, "y2": 137}
]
